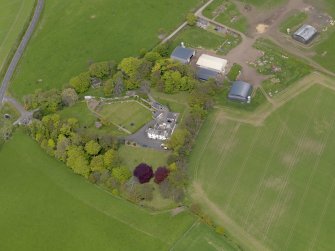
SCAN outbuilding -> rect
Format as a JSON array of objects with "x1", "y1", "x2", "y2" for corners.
[
  {"x1": 228, "y1": 80, "x2": 253, "y2": 103},
  {"x1": 293, "y1": 24, "x2": 317, "y2": 44},
  {"x1": 196, "y1": 54, "x2": 227, "y2": 73},
  {"x1": 170, "y1": 46, "x2": 195, "y2": 64},
  {"x1": 196, "y1": 67, "x2": 218, "y2": 81}
]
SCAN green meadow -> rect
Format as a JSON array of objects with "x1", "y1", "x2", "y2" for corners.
[
  {"x1": 189, "y1": 84, "x2": 335, "y2": 251},
  {"x1": 0, "y1": 131, "x2": 238, "y2": 251},
  {"x1": 0, "y1": 0, "x2": 35, "y2": 73},
  {"x1": 9, "y1": 0, "x2": 201, "y2": 99}
]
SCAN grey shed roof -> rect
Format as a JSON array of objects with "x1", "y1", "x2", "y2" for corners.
[
  {"x1": 293, "y1": 24, "x2": 317, "y2": 42},
  {"x1": 170, "y1": 46, "x2": 195, "y2": 64},
  {"x1": 228, "y1": 81, "x2": 252, "y2": 101},
  {"x1": 196, "y1": 67, "x2": 218, "y2": 81}
]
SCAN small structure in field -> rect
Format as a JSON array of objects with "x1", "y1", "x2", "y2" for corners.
[
  {"x1": 196, "y1": 67, "x2": 219, "y2": 81},
  {"x1": 228, "y1": 80, "x2": 253, "y2": 103},
  {"x1": 196, "y1": 54, "x2": 228, "y2": 73},
  {"x1": 293, "y1": 24, "x2": 317, "y2": 44},
  {"x1": 91, "y1": 77, "x2": 102, "y2": 88},
  {"x1": 170, "y1": 46, "x2": 195, "y2": 64}
]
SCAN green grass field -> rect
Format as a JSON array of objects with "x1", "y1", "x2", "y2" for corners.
[
  {"x1": 189, "y1": 83, "x2": 335, "y2": 251},
  {"x1": 119, "y1": 144, "x2": 170, "y2": 170},
  {"x1": 98, "y1": 101, "x2": 152, "y2": 133},
  {"x1": 0, "y1": 131, "x2": 237, "y2": 250},
  {"x1": 0, "y1": 0, "x2": 35, "y2": 73},
  {"x1": 279, "y1": 11, "x2": 308, "y2": 34},
  {"x1": 172, "y1": 26, "x2": 241, "y2": 55},
  {"x1": 9, "y1": 0, "x2": 201, "y2": 99},
  {"x1": 313, "y1": 31, "x2": 335, "y2": 73}
]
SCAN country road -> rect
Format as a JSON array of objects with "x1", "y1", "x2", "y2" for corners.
[{"x1": 0, "y1": 0, "x2": 44, "y2": 106}]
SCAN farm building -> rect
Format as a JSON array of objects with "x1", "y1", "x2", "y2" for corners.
[
  {"x1": 293, "y1": 24, "x2": 317, "y2": 44},
  {"x1": 196, "y1": 67, "x2": 219, "y2": 81},
  {"x1": 196, "y1": 54, "x2": 227, "y2": 73},
  {"x1": 228, "y1": 80, "x2": 253, "y2": 103},
  {"x1": 170, "y1": 46, "x2": 195, "y2": 64}
]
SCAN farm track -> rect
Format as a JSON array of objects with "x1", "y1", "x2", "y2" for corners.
[{"x1": 192, "y1": 182, "x2": 270, "y2": 251}]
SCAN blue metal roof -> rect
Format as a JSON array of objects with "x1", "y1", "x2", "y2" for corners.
[
  {"x1": 196, "y1": 67, "x2": 218, "y2": 81},
  {"x1": 293, "y1": 24, "x2": 317, "y2": 42},
  {"x1": 228, "y1": 81, "x2": 252, "y2": 101},
  {"x1": 170, "y1": 46, "x2": 195, "y2": 63}
]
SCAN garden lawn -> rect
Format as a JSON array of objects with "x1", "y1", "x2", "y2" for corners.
[
  {"x1": 0, "y1": 131, "x2": 200, "y2": 251},
  {"x1": 9, "y1": 0, "x2": 201, "y2": 99},
  {"x1": 0, "y1": 0, "x2": 35, "y2": 74},
  {"x1": 189, "y1": 84, "x2": 335, "y2": 251},
  {"x1": 119, "y1": 144, "x2": 170, "y2": 170},
  {"x1": 98, "y1": 101, "x2": 152, "y2": 133},
  {"x1": 172, "y1": 26, "x2": 241, "y2": 55},
  {"x1": 58, "y1": 102, "x2": 97, "y2": 127}
]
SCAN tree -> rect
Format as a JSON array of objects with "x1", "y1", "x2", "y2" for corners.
[
  {"x1": 84, "y1": 140, "x2": 101, "y2": 156},
  {"x1": 66, "y1": 146, "x2": 90, "y2": 177},
  {"x1": 61, "y1": 88, "x2": 78, "y2": 107},
  {"x1": 154, "y1": 167, "x2": 170, "y2": 184},
  {"x1": 112, "y1": 166, "x2": 131, "y2": 184},
  {"x1": 69, "y1": 72, "x2": 91, "y2": 93},
  {"x1": 90, "y1": 155, "x2": 105, "y2": 172},
  {"x1": 133, "y1": 163, "x2": 154, "y2": 184},
  {"x1": 89, "y1": 61, "x2": 112, "y2": 79},
  {"x1": 118, "y1": 57, "x2": 142, "y2": 79},
  {"x1": 103, "y1": 78, "x2": 114, "y2": 97},
  {"x1": 55, "y1": 134, "x2": 70, "y2": 161},
  {"x1": 113, "y1": 72, "x2": 125, "y2": 96},
  {"x1": 186, "y1": 13, "x2": 197, "y2": 26},
  {"x1": 144, "y1": 51, "x2": 162, "y2": 63},
  {"x1": 103, "y1": 149, "x2": 117, "y2": 170},
  {"x1": 167, "y1": 129, "x2": 189, "y2": 154}
]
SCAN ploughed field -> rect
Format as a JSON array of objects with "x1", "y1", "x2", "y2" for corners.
[{"x1": 189, "y1": 84, "x2": 335, "y2": 251}]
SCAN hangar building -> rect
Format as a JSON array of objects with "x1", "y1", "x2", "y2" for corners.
[
  {"x1": 228, "y1": 80, "x2": 253, "y2": 103},
  {"x1": 293, "y1": 24, "x2": 317, "y2": 44},
  {"x1": 196, "y1": 54, "x2": 227, "y2": 73}
]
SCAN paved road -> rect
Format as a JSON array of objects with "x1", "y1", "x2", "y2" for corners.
[
  {"x1": 0, "y1": 0, "x2": 44, "y2": 106},
  {"x1": 3, "y1": 96, "x2": 34, "y2": 125}
]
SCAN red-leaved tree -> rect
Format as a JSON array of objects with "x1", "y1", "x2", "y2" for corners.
[
  {"x1": 133, "y1": 163, "x2": 153, "y2": 184},
  {"x1": 154, "y1": 166, "x2": 169, "y2": 184}
]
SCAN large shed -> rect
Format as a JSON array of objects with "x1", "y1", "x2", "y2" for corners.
[
  {"x1": 228, "y1": 81, "x2": 253, "y2": 103},
  {"x1": 293, "y1": 24, "x2": 317, "y2": 44},
  {"x1": 196, "y1": 54, "x2": 227, "y2": 73},
  {"x1": 196, "y1": 67, "x2": 218, "y2": 81},
  {"x1": 170, "y1": 46, "x2": 195, "y2": 64}
]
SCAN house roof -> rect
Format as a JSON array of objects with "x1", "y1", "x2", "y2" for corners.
[
  {"x1": 196, "y1": 67, "x2": 218, "y2": 80},
  {"x1": 170, "y1": 46, "x2": 195, "y2": 62},
  {"x1": 294, "y1": 24, "x2": 317, "y2": 42},
  {"x1": 228, "y1": 81, "x2": 252, "y2": 99},
  {"x1": 196, "y1": 54, "x2": 227, "y2": 73}
]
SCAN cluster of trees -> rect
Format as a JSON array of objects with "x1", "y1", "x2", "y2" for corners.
[{"x1": 28, "y1": 114, "x2": 133, "y2": 191}]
